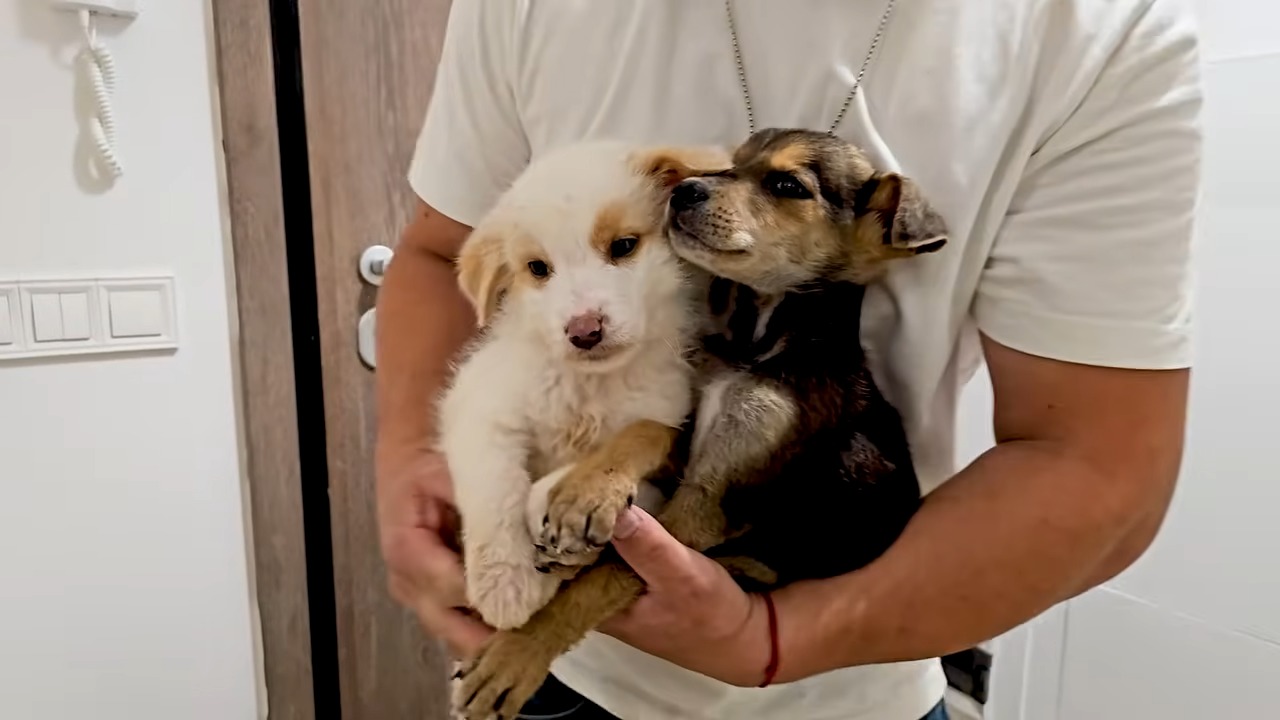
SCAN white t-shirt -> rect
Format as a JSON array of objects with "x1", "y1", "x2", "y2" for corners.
[{"x1": 408, "y1": 1, "x2": 1202, "y2": 718}]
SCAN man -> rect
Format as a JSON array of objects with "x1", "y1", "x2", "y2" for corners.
[{"x1": 376, "y1": 1, "x2": 1200, "y2": 718}]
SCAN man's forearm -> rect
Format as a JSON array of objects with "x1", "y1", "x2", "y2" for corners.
[
  {"x1": 374, "y1": 222, "x2": 475, "y2": 473},
  {"x1": 772, "y1": 438, "x2": 1168, "y2": 681}
]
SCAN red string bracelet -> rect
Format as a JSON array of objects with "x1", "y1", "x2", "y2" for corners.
[{"x1": 758, "y1": 592, "x2": 781, "y2": 688}]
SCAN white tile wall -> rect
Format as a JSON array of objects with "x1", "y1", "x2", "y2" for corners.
[
  {"x1": 981, "y1": 15, "x2": 1280, "y2": 719},
  {"x1": 1192, "y1": 0, "x2": 1280, "y2": 63},
  {"x1": 1059, "y1": 588, "x2": 1280, "y2": 720},
  {"x1": 1108, "y1": 50, "x2": 1280, "y2": 651},
  {"x1": 1054, "y1": 29, "x2": 1280, "y2": 720}
]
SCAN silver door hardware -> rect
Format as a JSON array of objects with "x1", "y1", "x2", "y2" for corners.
[
  {"x1": 357, "y1": 308, "x2": 377, "y2": 368},
  {"x1": 357, "y1": 245, "x2": 392, "y2": 368},
  {"x1": 359, "y1": 245, "x2": 394, "y2": 287}
]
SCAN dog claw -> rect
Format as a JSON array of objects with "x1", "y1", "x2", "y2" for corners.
[{"x1": 493, "y1": 688, "x2": 511, "y2": 713}]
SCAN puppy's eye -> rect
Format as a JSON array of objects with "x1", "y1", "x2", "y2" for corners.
[
  {"x1": 763, "y1": 172, "x2": 813, "y2": 200},
  {"x1": 527, "y1": 260, "x2": 550, "y2": 278},
  {"x1": 610, "y1": 236, "x2": 639, "y2": 260}
]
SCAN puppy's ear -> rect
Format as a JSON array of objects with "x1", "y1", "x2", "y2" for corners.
[
  {"x1": 860, "y1": 173, "x2": 948, "y2": 253},
  {"x1": 631, "y1": 145, "x2": 732, "y2": 191},
  {"x1": 845, "y1": 173, "x2": 948, "y2": 282},
  {"x1": 456, "y1": 231, "x2": 511, "y2": 326}
]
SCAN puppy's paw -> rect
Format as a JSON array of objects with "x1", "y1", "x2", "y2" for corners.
[
  {"x1": 453, "y1": 631, "x2": 554, "y2": 720},
  {"x1": 535, "y1": 465, "x2": 635, "y2": 560},
  {"x1": 526, "y1": 466, "x2": 600, "y2": 572},
  {"x1": 465, "y1": 553, "x2": 559, "y2": 630},
  {"x1": 659, "y1": 488, "x2": 727, "y2": 552}
]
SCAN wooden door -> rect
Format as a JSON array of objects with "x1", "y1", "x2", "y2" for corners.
[{"x1": 296, "y1": 0, "x2": 453, "y2": 717}]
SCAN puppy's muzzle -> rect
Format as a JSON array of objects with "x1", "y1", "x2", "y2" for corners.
[
  {"x1": 565, "y1": 312, "x2": 605, "y2": 350},
  {"x1": 670, "y1": 179, "x2": 709, "y2": 213}
]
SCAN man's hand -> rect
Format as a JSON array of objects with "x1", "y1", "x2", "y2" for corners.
[
  {"x1": 600, "y1": 507, "x2": 771, "y2": 687},
  {"x1": 378, "y1": 449, "x2": 493, "y2": 658}
]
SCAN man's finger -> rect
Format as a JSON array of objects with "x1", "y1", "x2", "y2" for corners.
[
  {"x1": 414, "y1": 600, "x2": 494, "y2": 659},
  {"x1": 417, "y1": 453, "x2": 456, "y2": 505},
  {"x1": 384, "y1": 530, "x2": 467, "y2": 607},
  {"x1": 611, "y1": 506, "x2": 699, "y2": 590}
]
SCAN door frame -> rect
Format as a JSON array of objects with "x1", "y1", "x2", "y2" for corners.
[
  {"x1": 986, "y1": 603, "x2": 1070, "y2": 720},
  {"x1": 210, "y1": 0, "x2": 317, "y2": 717}
]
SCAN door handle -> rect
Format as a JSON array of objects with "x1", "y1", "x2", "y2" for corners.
[
  {"x1": 357, "y1": 245, "x2": 393, "y2": 369},
  {"x1": 359, "y1": 245, "x2": 394, "y2": 287},
  {"x1": 358, "y1": 308, "x2": 377, "y2": 369}
]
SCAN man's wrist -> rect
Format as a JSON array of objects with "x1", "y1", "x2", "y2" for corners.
[
  {"x1": 375, "y1": 432, "x2": 438, "y2": 475},
  {"x1": 716, "y1": 591, "x2": 776, "y2": 687},
  {"x1": 768, "y1": 572, "x2": 880, "y2": 683},
  {"x1": 756, "y1": 593, "x2": 781, "y2": 687}
]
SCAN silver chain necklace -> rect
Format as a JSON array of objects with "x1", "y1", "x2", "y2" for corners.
[{"x1": 724, "y1": 0, "x2": 898, "y2": 135}]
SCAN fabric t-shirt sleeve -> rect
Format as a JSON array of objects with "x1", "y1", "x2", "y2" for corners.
[
  {"x1": 407, "y1": 0, "x2": 528, "y2": 228},
  {"x1": 974, "y1": 0, "x2": 1202, "y2": 370}
]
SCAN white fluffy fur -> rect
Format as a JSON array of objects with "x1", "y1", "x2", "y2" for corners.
[{"x1": 437, "y1": 141, "x2": 698, "y2": 629}]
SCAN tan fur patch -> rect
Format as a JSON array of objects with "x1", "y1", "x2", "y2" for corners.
[
  {"x1": 844, "y1": 173, "x2": 948, "y2": 283},
  {"x1": 766, "y1": 142, "x2": 814, "y2": 173},
  {"x1": 629, "y1": 145, "x2": 732, "y2": 190},
  {"x1": 541, "y1": 420, "x2": 679, "y2": 552},
  {"x1": 455, "y1": 562, "x2": 645, "y2": 718},
  {"x1": 588, "y1": 200, "x2": 651, "y2": 262},
  {"x1": 455, "y1": 231, "x2": 511, "y2": 326}
]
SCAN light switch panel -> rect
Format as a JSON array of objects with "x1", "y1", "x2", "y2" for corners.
[
  {"x1": 100, "y1": 277, "x2": 176, "y2": 348},
  {"x1": 108, "y1": 290, "x2": 164, "y2": 338},
  {"x1": 0, "y1": 276, "x2": 176, "y2": 362},
  {"x1": 20, "y1": 281, "x2": 97, "y2": 350}
]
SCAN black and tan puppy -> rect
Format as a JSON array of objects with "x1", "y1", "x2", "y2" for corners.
[{"x1": 453, "y1": 129, "x2": 948, "y2": 719}]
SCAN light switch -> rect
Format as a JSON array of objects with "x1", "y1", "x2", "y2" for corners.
[
  {"x1": 0, "y1": 294, "x2": 13, "y2": 346},
  {"x1": 31, "y1": 293, "x2": 64, "y2": 342},
  {"x1": 60, "y1": 292, "x2": 92, "y2": 341},
  {"x1": 108, "y1": 289, "x2": 165, "y2": 338},
  {"x1": 1, "y1": 276, "x2": 176, "y2": 362}
]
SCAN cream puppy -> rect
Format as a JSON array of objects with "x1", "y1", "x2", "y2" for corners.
[{"x1": 437, "y1": 140, "x2": 727, "y2": 629}]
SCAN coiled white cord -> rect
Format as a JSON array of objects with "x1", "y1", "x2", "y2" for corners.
[{"x1": 78, "y1": 9, "x2": 123, "y2": 180}]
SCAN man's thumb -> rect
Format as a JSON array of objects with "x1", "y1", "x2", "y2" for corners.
[{"x1": 611, "y1": 506, "x2": 694, "y2": 588}]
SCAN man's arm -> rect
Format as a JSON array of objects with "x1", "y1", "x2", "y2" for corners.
[
  {"x1": 772, "y1": 336, "x2": 1188, "y2": 680},
  {"x1": 374, "y1": 201, "x2": 472, "y2": 475}
]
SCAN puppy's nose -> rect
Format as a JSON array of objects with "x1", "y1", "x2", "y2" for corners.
[
  {"x1": 670, "y1": 179, "x2": 710, "y2": 212},
  {"x1": 565, "y1": 313, "x2": 605, "y2": 350}
]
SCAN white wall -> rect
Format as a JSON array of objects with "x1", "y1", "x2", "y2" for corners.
[
  {"x1": 980, "y1": 2, "x2": 1280, "y2": 717},
  {"x1": 0, "y1": 1, "x2": 259, "y2": 719}
]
